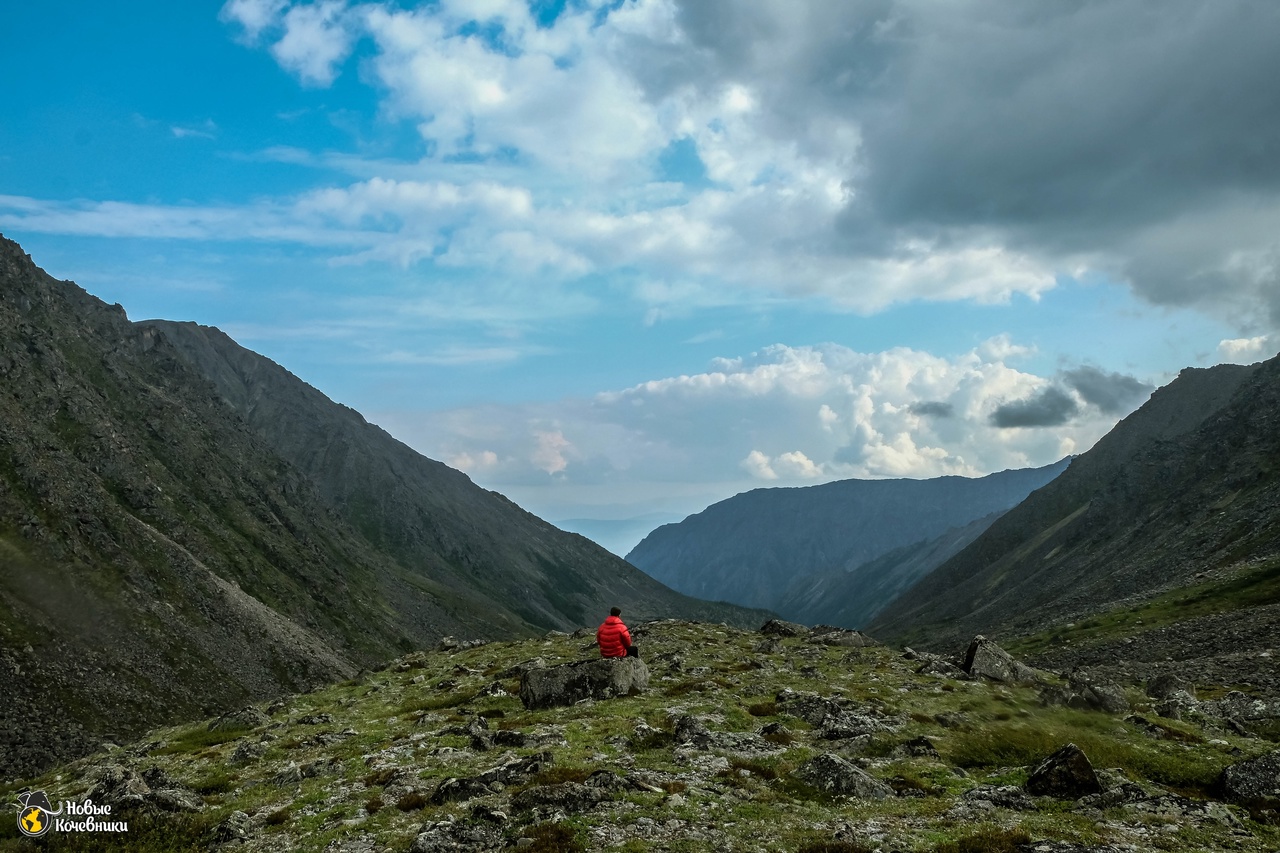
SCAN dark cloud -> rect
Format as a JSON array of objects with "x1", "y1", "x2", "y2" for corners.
[
  {"x1": 1062, "y1": 366, "x2": 1153, "y2": 414},
  {"x1": 671, "y1": 0, "x2": 1280, "y2": 328},
  {"x1": 909, "y1": 401, "x2": 954, "y2": 418},
  {"x1": 990, "y1": 386, "x2": 1078, "y2": 428}
]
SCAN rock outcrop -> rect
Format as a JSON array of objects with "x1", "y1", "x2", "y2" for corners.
[{"x1": 518, "y1": 657, "x2": 650, "y2": 709}]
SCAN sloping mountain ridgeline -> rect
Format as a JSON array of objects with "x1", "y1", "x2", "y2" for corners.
[
  {"x1": 0, "y1": 234, "x2": 767, "y2": 779},
  {"x1": 777, "y1": 511, "x2": 1005, "y2": 629},
  {"x1": 626, "y1": 460, "x2": 1070, "y2": 616},
  {"x1": 870, "y1": 354, "x2": 1280, "y2": 671}
]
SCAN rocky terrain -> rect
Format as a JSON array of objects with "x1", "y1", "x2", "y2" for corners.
[
  {"x1": 3, "y1": 619, "x2": 1278, "y2": 853},
  {"x1": 0, "y1": 234, "x2": 766, "y2": 780},
  {"x1": 870, "y1": 354, "x2": 1280, "y2": 652},
  {"x1": 626, "y1": 461, "x2": 1069, "y2": 616}
]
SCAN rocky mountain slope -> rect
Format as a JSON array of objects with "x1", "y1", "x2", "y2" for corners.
[
  {"x1": 3, "y1": 619, "x2": 1278, "y2": 853},
  {"x1": 141, "y1": 319, "x2": 761, "y2": 637},
  {"x1": 626, "y1": 461, "x2": 1069, "y2": 614},
  {"x1": 0, "y1": 235, "x2": 765, "y2": 780},
  {"x1": 869, "y1": 355, "x2": 1280, "y2": 652},
  {"x1": 778, "y1": 511, "x2": 1004, "y2": 629}
]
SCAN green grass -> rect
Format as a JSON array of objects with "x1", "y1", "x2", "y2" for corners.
[
  {"x1": 152, "y1": 724, "x2": 252, "y2": 755},
  {"x1": 1010, "y1": 555, "x2": 1280, "y2": 658}
]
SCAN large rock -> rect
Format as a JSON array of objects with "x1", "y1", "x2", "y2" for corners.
[
  {"x1": 759, "y1": 619, "x2": 809, "y2": 637},
  {"x1": 1025, "y1": 743, "x2": 1103, "y2": 799},
  {"x1": 88, "y1": 765, "x2": 204, "y2": 813},
  {"x1": 1216, "y1": 749, "x2": 1280, "y2": 810},
  {"x1": 790, "y1": 753, "x2": 893, "y2": 799},
  {"x1": 519, "y1": 657, "x2": 649, "y2": 710},
  {"x1": 208, "y1": 707, "x2": 269, "y2": 732},
  {"x1": 962, "y1": 636, "x2": 1040, "y2": 685}
]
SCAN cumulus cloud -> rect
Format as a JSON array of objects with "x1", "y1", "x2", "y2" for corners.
[
  {"x1": 382, "y1": 339, "x2": 1153, "y2": 504},
  {"x1": 1218, "y1": 335, "x2": 1273, "y2": 364},
  {"x1": 13, "y1": 0, "x2": 1276, "y2": 349}
]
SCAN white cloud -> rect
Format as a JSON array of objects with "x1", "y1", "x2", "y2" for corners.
[
  {"x1": 270, "y1": 1, "x2": 356, "y2": 86},
  {"x1": 740, "y1": 450, "x2": 778, "y2": 480},
  {"x1": 1218, "y1": 335, "x2": 1272, "y2": 363},
  {"x1": 381, "y1": 339, "x2": 1149, "y2": 506},
  {"x1": 220, "y1": 0, "x2": 288, "y2": 41}
]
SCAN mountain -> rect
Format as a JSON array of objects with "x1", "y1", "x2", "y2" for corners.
[
  {"x1": 0, "y1": 235, "x2": 766, "y2": 779},
  {"x1": 5, "y1": 620, "x2": 1279, "y2": 852},
  {"x1": 777, "y1": 511, "x2": 1004, "y2": 629},
  {"x1": 141, "y1": 319, "x2": 760, "y2": 635},
  {"x1": 625, "y1": 460, "x2": 1070, "y2": 613},
  {"x1": 869, "y1": 355, "x2": 1280, "y2": 652}
]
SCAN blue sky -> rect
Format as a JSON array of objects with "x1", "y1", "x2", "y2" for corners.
[{"x1": 4, "y1": 1, "x2": 1278, "y2": 555}]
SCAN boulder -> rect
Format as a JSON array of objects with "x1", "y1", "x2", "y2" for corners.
[
  {"x1": 961, "y1": 784, "x2": 1035, "y2": 810},
  {"x1": 759, "y1": 619, "x2": 808, "y2": 637},
  {"x1": 519, "y1": 657, "x2": 649, "y2": 709},
  {"x1": 1216, "y1": 748, "x2": 1280, "y2": 810},
  {"x1": 409, "y1": 820, "x2": 504, "y2": 853},
  {"x1": 807, "y1": 630, "x2": 878, "y2": 648},
  {"x1": 1146, "y1": 674, "x2": 1196, "y2": 702},
  {"x1": 673, "y1": 715, "x2": 712, "y2": 748},
  {"x1": 510, "y1": 782, "x2": 609, "y2": 814},
  {"x1": 790, "y1": 753, "x2": 893, "y2": 799},
  {"x1": 208, "y1": 707, "x2": 269, "y2": 732},
  {"x1": 1209, "y1": 691, "x2": 1280, "y2": 722},
  {"x1": 1025, "y1": 743, "x2": 1103, "y2": 799},
  {"x1": 962, "y1": 636, "x2": 1039, "y2": 685},
  {"x1": 88, "y1": 765, "x2": 204, "y2": 813}
]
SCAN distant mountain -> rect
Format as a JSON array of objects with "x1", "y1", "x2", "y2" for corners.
[
  {"x1": 777, "y1": 511, "x2": 1003, "y2": 629},
  {"x1": 625, "y1": 461, "x2": 1069, "y2": 614},
  {"x1": 869, "y1": 356, "x2": 1280, "y2": 650},
  {"x1": 0, "y1": 235, "x2": 767, "y2": 778}
]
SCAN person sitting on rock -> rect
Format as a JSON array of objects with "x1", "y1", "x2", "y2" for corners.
[{"x1": 596, "y1": 607, "x2": 635, "y2": 658}]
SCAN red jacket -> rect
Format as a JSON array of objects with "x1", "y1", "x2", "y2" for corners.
[{"x1": 596, "y1": 615, "x2": 632, "y2": 658}]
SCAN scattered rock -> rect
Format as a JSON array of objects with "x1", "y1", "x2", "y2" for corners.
[
  {"x1": 807, "y1": 630, "x2": 877, "y2": 648},
  {"x1": 519, "y1": 657, "x2": 649, "y2": 709},
  {"x1": 1025, "y1": 743, "x2": 1103, "y2": 799},
  {"x1": 790, "y1": 753, "x2": 893, "y2": 799}
]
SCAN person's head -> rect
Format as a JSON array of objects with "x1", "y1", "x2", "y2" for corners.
[{"x1": 610, "y1": 606, "x2": 622, "y2": 617}]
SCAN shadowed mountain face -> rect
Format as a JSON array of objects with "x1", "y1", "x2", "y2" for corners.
[
  {"x1": 0, "y1": 235, "x2": 766, "y2": 779},
  {"x1": 777, "y1": 511, "x2": 1005, "y2": 629},
  {"x1": 625, "y1": 461, "x2": 1069, "y2": 614},
  {"x1": 869, "y1": 356, "x2": 1280, "y2": 649}
]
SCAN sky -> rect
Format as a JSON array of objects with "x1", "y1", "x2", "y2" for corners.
[{"x1": 3, "y1": 0, "x2": 1279, "y2": 555}]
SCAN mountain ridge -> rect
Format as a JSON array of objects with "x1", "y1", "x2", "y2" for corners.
[
  {"x1": 0, "y1": 235, "x2": 768, "y2": 779},
  {"x1": 869, "y1": 355, "x2": 1280, "y2": 650},
  {"x1": 625, "y1": 460, "x2": 1070, "y2": 616}
]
